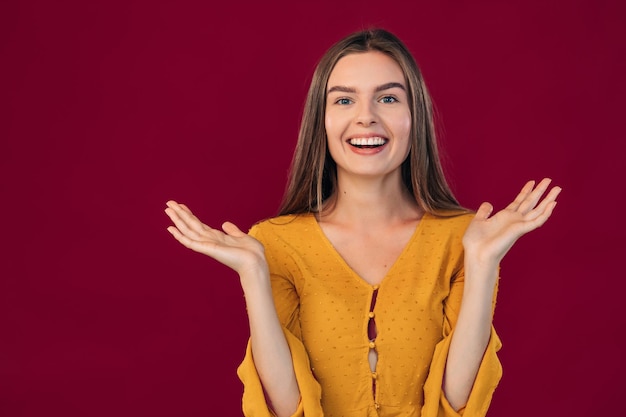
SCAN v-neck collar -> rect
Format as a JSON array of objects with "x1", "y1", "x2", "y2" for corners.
[{"x1": 307, "y1": 212, "x2": 430, "y2": 289}]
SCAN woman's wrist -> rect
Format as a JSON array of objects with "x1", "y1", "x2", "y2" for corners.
[
  {"x1": 239, "y1": 262, "x2": 271, "y2": 293},
  {"x1": 463, "y1": 251, "x2": 499, "y2": 290}
]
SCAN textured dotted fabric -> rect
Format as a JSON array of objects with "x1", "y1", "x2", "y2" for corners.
[{"x1": 238, "y1": 213, "x2": 502, "y2": 417}]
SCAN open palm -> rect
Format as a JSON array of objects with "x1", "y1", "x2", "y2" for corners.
[
  {"x1": 462, "y1": 178, "x2": 562, "y2": 264},
  {"x1": 164, "y1": 201, "x2": 267, "y2": 276}
]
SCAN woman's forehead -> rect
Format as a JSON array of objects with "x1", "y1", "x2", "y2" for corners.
[{"x1": 327, "y1": 51, "x2": 406, "y2": 91}]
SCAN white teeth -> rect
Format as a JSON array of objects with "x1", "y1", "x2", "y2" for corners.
[{"x1": 349, "y1": 137, "x2": 386, "y2": 146}]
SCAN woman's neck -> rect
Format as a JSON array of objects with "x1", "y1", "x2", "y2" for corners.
[{"x1": 319, "y1": 172, "x2": 423, "y2": 228}]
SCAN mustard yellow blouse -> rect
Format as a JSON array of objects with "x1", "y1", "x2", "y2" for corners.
[{"x1": 238, "y1": 213, "x2": 502, "y2": 417}]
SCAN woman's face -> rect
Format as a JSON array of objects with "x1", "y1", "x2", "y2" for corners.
[{"x1": 325, "y1": 51, "x2": 411, "y2": 181}]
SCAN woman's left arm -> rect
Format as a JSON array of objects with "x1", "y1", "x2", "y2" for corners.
[{"x1": 444, "y1": 178, "x2": 562, "y2": 411}]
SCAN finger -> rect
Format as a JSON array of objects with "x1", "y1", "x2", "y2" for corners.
[
  {"x1": 505, "y1": 180, "x2": 535, "y2": 211},
  {"x1": 165, "y1": 207, "x2": 204, "y2": 239},
  {"x1": 520, "y1": 201, "x2": 558, "y2": 232},
  {"x1": 517, "y1": 178, "x2": 553, "y2": 213},
  {"x1": 167, "y1": 201, "x2": 209, "y2": 230},
  {"x1": 174, "y1": 204, "x2": 206, "y2": 231},
  {"x1": 524, "y1": 186, "x2": 562, "y2": 221},
  {"x1": 222, "y1": 221, "x2": 247, "y2": 237},
  {"x1": 178, "y1": 203, "x2": 194, "y2": 215},
  {"x1": 168, "y1": 226, "x2": 239, "y2": 269},
  {"x1": 474, "y1": 202, "x2": 494, "y2": 221},
  {"x1": 166, "y1": 200, "x2": 188, "y2": 213},
  {"x1": 167, "y1": 201, "x2": 200, "y2": 223},
  {"x1": 167, "y1": 225, "x2": 196, "y2": 248},
  {"x1": 176, "y1": 205, "x2": 212, "y2": 233},
  {"x1": 167, "y1": 226, "x2": 217, "y2": 254}
]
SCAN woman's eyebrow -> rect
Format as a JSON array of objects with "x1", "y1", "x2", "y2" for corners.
[
  {"x1": 327, "y1": 82, "x2": 406, "y2": 95},
  {"x1": 375, "y1": 82, "x2": 406, "y2": 92},
  {"x1": 327, "y1": 85, "x2": 356, "y2": 95}
]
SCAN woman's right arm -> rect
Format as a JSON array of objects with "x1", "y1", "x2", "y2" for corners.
[{"x1": 164, "y1": 201, "x2": 300, "y2": 417}]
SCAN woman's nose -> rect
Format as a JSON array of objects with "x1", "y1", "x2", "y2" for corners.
[{"x1": 355, "y1": 101, "x2": 377, "y2": 126}]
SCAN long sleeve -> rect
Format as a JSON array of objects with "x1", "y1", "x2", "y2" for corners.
[
  {"x1": 422, "y1": 267, "x2": 502, "y2": 417},
  {"x1": 236, "y1": 223, "x2": 324, "y2": 417}
]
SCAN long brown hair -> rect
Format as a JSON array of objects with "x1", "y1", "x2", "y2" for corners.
[{"x1": 278, "y1": 29, "x2": 464, "y2": 216}]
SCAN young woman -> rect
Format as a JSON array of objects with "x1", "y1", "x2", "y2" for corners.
[{"x1": 164, "y1": 29, "x2": 560, "y2": 417}]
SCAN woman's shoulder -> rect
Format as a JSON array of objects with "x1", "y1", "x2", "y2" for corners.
[
  {"x1": 425, "y1": 210, "x2": 475, "y2": 235},
  {"x1": 248, "y1": 213, "x2": 316, "y2": 238}
]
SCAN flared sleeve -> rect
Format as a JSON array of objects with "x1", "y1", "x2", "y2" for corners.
[
  {"x1": 422, "y1": 267, "x2": 503, "y2": 417},
  {"x1": 238, "y1": 329, "x2": 323, "y2": 416},
  {"x1": 236, "y1": 223, "x2": 324, "y2": 417}
]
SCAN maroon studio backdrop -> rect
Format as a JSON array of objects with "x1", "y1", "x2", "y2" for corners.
[{"x1": 1, "y1": 1, "x2": 624, "y2": 416}]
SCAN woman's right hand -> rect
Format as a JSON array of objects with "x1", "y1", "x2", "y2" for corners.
[
  {"x1": 167, "y1": 201, "x2": 300, "y2": 415},
  {"x1": 164, "y1": 200, "x2": 268, "y2": 277}
]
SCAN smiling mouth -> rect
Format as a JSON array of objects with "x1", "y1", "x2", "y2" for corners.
[{"x1": 348, "y1": 137, "x2": 388, "y2": 149}]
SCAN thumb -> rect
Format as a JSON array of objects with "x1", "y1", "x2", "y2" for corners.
[
  {"x1": 475, "y1": 202, "x2": 494, "y2": 221},
  {"x1": 221, "y1": 221, "x2": 246, "y2": 237}
]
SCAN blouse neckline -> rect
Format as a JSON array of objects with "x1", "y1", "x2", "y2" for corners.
[{"x1": 305, "y1": 212, "x2": 431, "y2": 290}]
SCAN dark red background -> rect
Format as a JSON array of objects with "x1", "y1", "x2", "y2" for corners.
[{"x1": 1, "y1": 1, "x2": 624, "y2": 416}]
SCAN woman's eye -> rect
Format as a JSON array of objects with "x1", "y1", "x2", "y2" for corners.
[
  {"x1": 336, "y1": 98, "x2": 352, "y2": 105},
  {"x1": 380, "y1": 96, "x2": 398, "y2": 104}
]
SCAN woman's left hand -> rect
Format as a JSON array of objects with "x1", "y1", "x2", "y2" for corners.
[{"x1": 462, "y1": 178, "x2": 562, "y2": 266}]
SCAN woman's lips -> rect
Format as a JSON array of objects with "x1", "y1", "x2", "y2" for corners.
[{"x1": 347, "y1": 136, "x2": 388, "y2": 149}]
